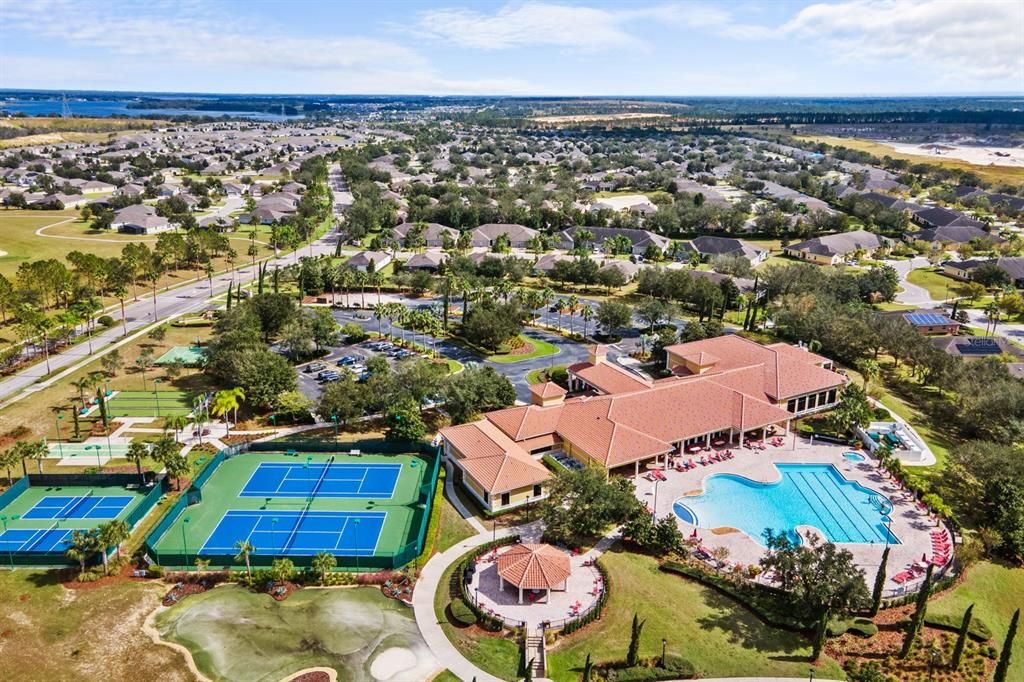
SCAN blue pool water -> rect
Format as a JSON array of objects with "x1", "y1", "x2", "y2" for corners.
[
  {"x1": 843, "y1": 452, "x2": 866, "y2": 462},
  {"x1": 673, "y1": 464, "x2": 899, "y2": 546}
]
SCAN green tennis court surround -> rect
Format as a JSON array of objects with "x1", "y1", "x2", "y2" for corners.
[
  {"x1": 0, "y1": 474, "x2": 165, "y2": 567},
  {"x1": 154, "y1": 345, "x2": 207, "y2": 367},
  {"x1": 105, "y1": 390, "x2": 195, "y2": 417},
  {"x1": 145, "y1": 444, "x2": 440, "y2": 571}
]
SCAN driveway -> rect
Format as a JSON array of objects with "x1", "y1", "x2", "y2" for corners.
[{"x1": 887, "y1": 257, "x2": 939, "y2": 308}]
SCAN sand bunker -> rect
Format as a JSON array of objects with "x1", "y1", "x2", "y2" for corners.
[{"x1": 369, "y1": 647, "x2": 420, "y2": 681}]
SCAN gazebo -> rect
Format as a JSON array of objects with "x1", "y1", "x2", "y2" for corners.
[{"x1": 496, "y1": 543, "x2": 572, "y2": 604}]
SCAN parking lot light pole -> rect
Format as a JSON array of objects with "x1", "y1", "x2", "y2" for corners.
[
  {"x1": 331, "y1": 416, "x2": 339, "y2": 452},
  {"x1": 181, "y1": 516, "x2": 191, "y2": 571},
  {"x1": 1, "y1": 514, "x2": 20, "y2": 569},
  {"x1": 54, "y1": 414, "x2": 65, "y2": 459},
  {"x1": 154, "y1": 379, "x2": 162, "y2": 418}
]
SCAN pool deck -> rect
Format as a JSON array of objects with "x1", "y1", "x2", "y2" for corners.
[{"x1": 634, "y1": 435, "x2": 947, "y2": 597}]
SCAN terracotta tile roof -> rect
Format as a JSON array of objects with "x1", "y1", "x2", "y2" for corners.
[
  {"x1": 487, "y1": 404, "x2": 564, "y2": 441},
  {"x1": 567, "y1": 361, "x2": 651, "y2": 395},
  {"x1": 665, "y1": 336, "x2": 845, "y2": 400},
  {"x1": 530, "y1": 382, "x2": 567, "y2": 399},
  {"x1": 497, "y1": 544, "x2": 572, "y2": 590},
  {"x1": 439, "y1": 420, "x2": 550, "y2": 494}
]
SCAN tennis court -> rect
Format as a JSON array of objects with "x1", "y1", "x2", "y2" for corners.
[
  {"x1": 146, "y1": 450, "x2": 437, "y2": 570},
  {"x1": 0, "y1": 477, "x2": 158, "y2": 565},
  {"x1": 240, "y1": 462, "x2": 401, "y2": 499},
  {"x1": 201, "y1": 510, "x2": 386, "y2": 556},
  {"x1": 23, "y1": 494, "x2": 134, "y2": 520},
  {"x1": 106, "y1": 390, "x2": 195, "y2": 417},
  {"x1": 155, "y1": 346, "x2": 207, "y2": 367}
]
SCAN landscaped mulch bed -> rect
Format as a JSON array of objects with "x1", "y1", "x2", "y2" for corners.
[
  {"x1": 289, "y1": 671, "x2": 332, "y2": 682},
  {"x1": 61, "y1": 562, "x2": 150, "y2": 591},
  {"x1": 266, "y1": 580, "x2": 299, "y2": 601}
]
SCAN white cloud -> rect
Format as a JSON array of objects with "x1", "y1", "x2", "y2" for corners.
[
  {"x1": 0, "y1": 0, "x2": 537, "y2": 94},
  {"x1": 779, "y1": 0, "x2": 1024, "y2": 82},
  {"x1": 416, "y1": 1, "x2": 733, "y2": 51}
]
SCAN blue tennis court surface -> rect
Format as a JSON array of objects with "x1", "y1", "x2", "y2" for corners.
[
  {"x1": 0, "y1": 527, "x2": 74, "y2": 553},
  {"x1": 200, "y1": 510, "x2": 386, "y2": 556},
  {"x1": 22, "y1": 495, "x2": 134, "y2": 520},
  {"x1": 240, "y1": 462, "x2": 401, "y2": 499}
]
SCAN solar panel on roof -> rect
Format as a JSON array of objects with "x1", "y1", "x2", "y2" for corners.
[{"x1": 905, "y1": 313, "x2": 952, "y2": 326}]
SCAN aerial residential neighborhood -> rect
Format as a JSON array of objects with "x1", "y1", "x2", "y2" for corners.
[{"x1": 0, "y1": 2, "x2": 1021, "y2": 682}]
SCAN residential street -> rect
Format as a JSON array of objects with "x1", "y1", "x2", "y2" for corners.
[{"x1": 888, "y1": 256, "x2": 939, "y2": 308}]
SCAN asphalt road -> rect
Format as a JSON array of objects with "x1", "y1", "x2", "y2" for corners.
[{"x1": 0, "y1": 165, "x2": 346, "y2": 404}]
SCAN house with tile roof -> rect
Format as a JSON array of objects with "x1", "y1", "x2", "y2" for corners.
[
  {"x1": 439, "y1": 337, "x2": 846, "y2": 511},
  {"x1": 782, "y1": 229, "x2": 885, "y2": 266}
]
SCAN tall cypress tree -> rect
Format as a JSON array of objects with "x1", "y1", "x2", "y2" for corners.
[
  {"x1": 626, "y1": 613, "x2": 645, "y2": 667},
  {"x1": 582, "y1": 653, "x2": 593, "y2": 682},
  {"x1": 870, "y1": 547, "x2": 890, "y2": 616},
  {"x1": 950, "y1": 603, "x2": 973, "y2": 670},
  {"x1": 900, "y1": 564, "x2": 933, "y2": 658},
  {"x1": 993, "y1": 608, "x2": 1019, "y2": 682}
]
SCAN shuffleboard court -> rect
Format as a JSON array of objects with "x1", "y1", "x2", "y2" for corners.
[
  {"x1": 240, "y1": 462, "x2": 402, "y2": 499},
  {"x1": 22, "y1": 494, "x2": 134, "y2": 520},
  {"x1": 155, "y1": 345, "x2": 207, "y2": 367},
  {"x1": 200, "y1": 510, "x2": 386, "y2": 556}
]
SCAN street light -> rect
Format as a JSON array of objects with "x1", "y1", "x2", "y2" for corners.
[
  {"x1": 85, "y1": 444, "x2": 101, "y2": 469},
  {"x1": 652, "y1": 477, "x2": 660, "y2": 521},
  {"x1": 331, "y1": 415, "x2": 339, "y2": 452},
  {"x1": 153, "y1": 378, "x2": 162, "y2": 418},
  {"x1": 271, "y1": 517, "x2": 278, "y2": 558},
  {"x1": 809, "y1": 667, "x2": 815, "y2": 682},
  {"x1": 54, "y1": 414, "x2": 64, "y2": 459},
  {"x1": 181, "y1": 516, "x2": 191, "y2": 571},
  {"x1": 661, "y1": 638, "x2": 667, "y2": 669},
  {"x1": 353, "y1": 518, "x2": 361, "y2": 573},
  {"x1": 0, "y1": 514, "x2": 20, "y2": 569}
]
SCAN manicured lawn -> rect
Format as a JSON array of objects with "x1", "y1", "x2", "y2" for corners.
[
  {"x1": 434, "y1": 547, "x2": 522, "y2": 681},
  {"x1": 545, "y1": 548, "x2": 843, "y2": 681},
  {"x1": 906, "y1": 267, "x2": 957, "y2": 301},
  {"x1": 431, "y1": 672, "x2": 461, "y2": 682},
  {"x1": 487, "y1": 334, "x2": 559, "y2": 364},
  {"x1": 437, "y1": 488, "x2": 477, "y2": 553},
  {"x1": 0, "y1": 570, "x2": 191, "y2": 682},
  {"x1": 526, "y1": 364, "x2": 568, "y2": 385},
  {"x1": 929, "y1": 561, "x2": 1024, "y2": 665}
]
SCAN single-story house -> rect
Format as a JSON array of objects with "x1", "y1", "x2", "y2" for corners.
[
  {"x1": 884, "y1": 309, "x2": 961, "y2": 335},
  {"x1": 470, "y1": 223, "x2": 539, "y2": 249},
  {"x1": 556, "y1": 226, "x2": 669, "y2": 256},
  {"x1": 111, "y1": 204, "x2": 172, "y2": 234},
  {"x1": 682, "y1": 236, "x2": 767, "y2": 266},
  {"x1": 391, "y1": 222, "x2": 458, "y2": 248},
  {"x1": 346, "y1": 251, "x2": 393, "y2": 273},
  {"x1": 404, "y1": 252, "x2": 446, "y2": 271},
  {"x1": 913, "y1": 224, "x2": 1003, "y2": 246},
  {"x1": 783, "y1": 229, "x2": 885, "y2": 265},
  {"x1": 942, "y1": 257, "x2": 1024, "y2": 288},
  {"x1": 911, "y1": 206, "x2": 985, "y2": 231}
]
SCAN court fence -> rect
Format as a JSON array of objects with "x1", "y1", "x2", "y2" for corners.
[
  {"x1": 0, "y1": 473, "x2": 168, "y2": 568},
  {"x1": 143, "y1": 440, "x2": 442, "y2": 571}
]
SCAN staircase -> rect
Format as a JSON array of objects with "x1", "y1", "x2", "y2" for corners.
[{"x1": 524, "y1": 626, "x2": 546, "y2": 680}]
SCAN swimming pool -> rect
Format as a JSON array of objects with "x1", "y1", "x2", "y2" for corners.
[{"x1": 673, "y1": 464, "x2": 899, "y2": 546}]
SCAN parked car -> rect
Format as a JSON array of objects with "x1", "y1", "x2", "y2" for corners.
[{"x1": 305, "y1": 362, "x2": 326, "y2": 373}]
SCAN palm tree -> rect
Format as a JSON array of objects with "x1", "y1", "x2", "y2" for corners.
[
  {"x1": 65, "y1": 529, "x2": 100, "y2": 574},
  {"x1": 856, "y1": 358, "x2": 880, "y2": 392},
  {"x1": 566, "y1": 295, "x2": 579, "y2": 335},
  {"x1": 369, "y1": 269, "x2": 385, "y2": 305},
  {"x1": 355, "y1": 270, "x2": 368, "y2": 308},
  {"x1": 24, "y1": 440, "x2": 47, "y2": 475},
  {"x1": 336, "y1": 266, "x2": 353, "y2": 307},
  {"x1": 71, "y1": 376, "x2": 94, "y2": 407},
  {"x1": 235, "y1": 540, "x2": 256, "y2": 580},
  {"x1": 168, "y1": 415, "x2": 191, "y2": 443},
  {"x1": 373, "y1": 303, "x2": 387, "y2": 337},
  {"x1": 311, "y1": 551, "x2": 337, "y2": 585},
  {"x1": 97, "y1": 520, "x2": 130, "y2": 573},
  {"x1": 211, "y1": 387, "x2": 245, "y2": 436},
  {"x1": 0, "y1": 446, "x2": 19, "y2": 486},
  {"x1": 192, "y1": 396, "x2": 209, "y2": 445},
  {"x1": 580, "y1": 305, "x2": 594, "y2": 339},
  {"x1": 125, "y1": 440, "x2": 149, "y2": 485},
  {"x1": 556, "y1": 299, "x2": 569, "y2": 332}
]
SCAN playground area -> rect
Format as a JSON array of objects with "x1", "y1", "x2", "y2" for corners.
[
  {"x1": 146, "y1": 447, "x2": 439, "y2": 570},
  {"x1": 0, "y1": 474, "x2": 162, "y2": 566},
  {"x1": 154, "y1": 345, "x2": 207, "y2": 367}
]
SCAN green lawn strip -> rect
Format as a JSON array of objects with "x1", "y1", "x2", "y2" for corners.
[
  {"x1": 431, "y1": 672, "x2": 461, "y2": 682},
  {"x1": 526, "y1": 364, "x2": 568, "y2": 385},
  {"x1": 905, "y1": 267, "x2": 957, "y2": 301},
  {"x1": 544, "y1": 548, "x2": 843, "y2": 681},
  {"x1": 928, "y1": 561, "x2": 1024, "y2": 662},
  {"x1": 487, "y1": 334, "x2": 559, "y2": 364},
  {"x1": 433, "y1": 546, "x2": 522, "y2": 681}
]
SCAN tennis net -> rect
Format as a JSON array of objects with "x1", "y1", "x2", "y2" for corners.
[{"x1": 280, "y1": 456, "x2": 335, "y2": 555}]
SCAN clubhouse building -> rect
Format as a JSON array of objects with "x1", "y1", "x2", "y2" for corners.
[{"x1": 440, "y1": 336, "x2": 847, "y2": 513}]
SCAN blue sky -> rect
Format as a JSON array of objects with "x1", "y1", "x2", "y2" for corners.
[{"x1": 1, "y1": 0, "x2": 1021, "y2": 96}]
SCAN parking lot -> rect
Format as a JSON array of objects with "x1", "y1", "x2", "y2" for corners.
[{"x1": 295, "y1": 337, "x2": 437, "y2": 402}]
